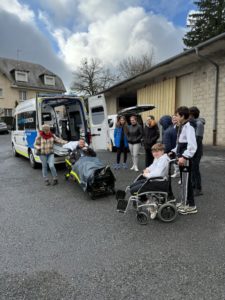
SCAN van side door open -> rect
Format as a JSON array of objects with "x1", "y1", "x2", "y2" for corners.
[{"x1": 88, "y1": 94, "x2": 110, "y2": 151}]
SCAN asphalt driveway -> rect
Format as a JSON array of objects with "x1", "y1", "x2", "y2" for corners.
[{"x1": 0, "y1": 134, "x2": 225, "y2": 300}]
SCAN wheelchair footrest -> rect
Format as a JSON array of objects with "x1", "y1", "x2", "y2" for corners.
[
  {"x1": 116, "y1": 190, "x2": 126, "y2": 201},
  {"x1": 117, "y1": 199, "x2": 128, "y2": 212}
]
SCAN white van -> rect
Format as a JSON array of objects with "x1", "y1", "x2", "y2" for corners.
[{"x1": 12, "y1": 94, "x2": 110, "y2": 168}]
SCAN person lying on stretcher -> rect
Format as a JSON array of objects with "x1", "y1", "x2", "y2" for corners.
[
  {"x1": 70, "y1": 138, "x2": 96, "y2": 163},
  {"x1": 129, "y1": 143, "x2": 170, "y2": 195}
]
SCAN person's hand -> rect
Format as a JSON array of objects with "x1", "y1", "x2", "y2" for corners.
[{"x1": 178, "y1": 157, "x2": 186, "y2": 166}]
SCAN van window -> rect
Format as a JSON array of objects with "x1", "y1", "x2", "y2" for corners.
[
  {"x1": 17, "y1": 113, "x2": 25, "y2": 130},
  {"x1": 91, "y1": 106, "x2": 104, "y2": 125},
  {"x1": 24, "y1": 111, "x2": 36, "y2": 129}
]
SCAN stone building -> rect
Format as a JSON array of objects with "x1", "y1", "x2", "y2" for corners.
[{"x1": 102, "y1": 33, "x2": 225, "y2": 146}]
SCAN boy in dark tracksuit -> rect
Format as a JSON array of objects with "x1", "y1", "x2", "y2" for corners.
[
  {"x1": 171, "y1": 106, "x2": 197, "y2": 215},
  {"x1": 189, "y1": 106, "x2": 205, "y2": 197}
]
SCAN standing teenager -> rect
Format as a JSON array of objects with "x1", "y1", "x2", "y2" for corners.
[
  {"x1": 143, "y1": 115, "x2": 160, "y2": 167},
  {"x1": 171, "y1": 106, "x2": 197, "y2": 215},
  {"x1": 113, "y1": 116, "x2": 129, "y2": 169},
  {"x1": 127, "y1": 115, "x2": 143, "y2": 172}
]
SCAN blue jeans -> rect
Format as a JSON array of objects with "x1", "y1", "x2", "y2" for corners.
[{"x1": 40, "y1": 154, "x2": 57, "y2": 179}]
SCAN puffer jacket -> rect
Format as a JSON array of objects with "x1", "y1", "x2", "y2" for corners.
[
  {"x1": 163, "y1": 125, "x2": 178, "y2": 153},
  {"x1": 127, "y1": 123, "x2": 143, "y2": 144},
  {"x1": 114, "y1": 126, "x2": 128, "y2": 148}
]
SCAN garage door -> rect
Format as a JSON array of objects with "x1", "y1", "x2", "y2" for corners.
[{"x1": 176, "y1": 73, "x2": 193, "y2": 108}]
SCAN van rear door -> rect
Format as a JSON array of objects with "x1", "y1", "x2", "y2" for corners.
[{"x1": 88, "y1": 94, "x2": 110, "y2": 150}]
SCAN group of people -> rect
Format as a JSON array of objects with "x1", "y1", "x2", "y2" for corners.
[
  {"x1": 114, "y1": 115, "x2": 159, "y2": 171},
  {"x1": 113, "y1": 105, "x2": 205, "y2": 215},
  {"x1": 34, "y1": 105, "x2": 205, "y2": 216}
]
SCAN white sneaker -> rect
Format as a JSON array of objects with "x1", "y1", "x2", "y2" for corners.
[
  {"x1": 179, "y1": 206, "x2": 198, "y2": 215},
  {"x1": 149, "y1": 207, "x2": 157, "y2": 219},
  {"x1": 130, "y1": 165, "x2": 135, "y2": 170},
  {"x1": 178, "y1": 180, "x2": 181, "y2": 185},
  {"x1": 134, "y1": 166, "x2": 139, "y2": 172},
  {"x1": 178, "y1": 204, "x2": 189, "y2": 210}
]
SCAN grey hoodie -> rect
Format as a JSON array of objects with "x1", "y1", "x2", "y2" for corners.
[{"x1": 196, "y1": 118, "x2": 205, "y2": 138}]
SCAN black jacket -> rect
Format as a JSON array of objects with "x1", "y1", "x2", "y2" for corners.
[
  {"x1": 143, "y1": 124, "x2": 159, "y2": 150},
  {"x1": 127, "y1": 124, "x2": 143, "y2": 144}
]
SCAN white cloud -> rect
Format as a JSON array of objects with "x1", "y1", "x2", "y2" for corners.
[
  {"x1": 51, "y1": 6, "x2": 185, "y2": 70},
  {"x1": 0, "y1": 0, "x2": 35, "y2": 23},
  {"x1": 0, "y1": 0, "x2": 188, "y2": 89},
  {"x1": 186, "y1": 10, "x2": 198, "y2": 26},
  {"x1": 0, "y1": 9, "x2": 72, "y2": 89}
]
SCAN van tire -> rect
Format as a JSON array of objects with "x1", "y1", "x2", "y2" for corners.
[
  {"x1": 12, "y1": 144, "x2": 19, "y2": 157},
  {"x1": 29, "y1": 150, "x2": 37, "y2": 169}
]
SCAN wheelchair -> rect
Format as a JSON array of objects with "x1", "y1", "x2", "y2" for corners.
[{"x1": 116, "y1": 159, "x2": 178, "y2": 224}]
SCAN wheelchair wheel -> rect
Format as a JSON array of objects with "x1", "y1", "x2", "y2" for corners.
[
  {"x1": 157, "y1": 203, "x2": 177, "y2": 223},
  {"x1": 136, "y1": 210, "x2": 149, "y2": 225}
]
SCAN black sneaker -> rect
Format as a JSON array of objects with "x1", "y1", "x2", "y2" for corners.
[
  {"x1": 45, "y1": 179, "x2": 50, "y2": 186},
  {"x1": 52, "y1": 179, "x2": 58, "y2": 185}
]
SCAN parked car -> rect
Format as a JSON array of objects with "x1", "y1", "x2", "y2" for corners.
[
  {"x1": 0, "y1": 122, "x2": 9, "y2": 134},
  {"x1": 108, "y1": 104, "x2": 155, "y2": 151}
]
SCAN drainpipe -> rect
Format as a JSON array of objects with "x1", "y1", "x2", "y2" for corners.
[{"x1": 195, "y1": 47, "x2": 219, "y2": 146}]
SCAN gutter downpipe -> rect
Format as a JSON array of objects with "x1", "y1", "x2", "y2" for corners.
[{"x1": 195, "y1": 47, "x2": 219, "y2": 146}]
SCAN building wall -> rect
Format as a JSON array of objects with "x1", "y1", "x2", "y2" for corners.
[
  {"x1": 0, "y1": 73, "x2": 17, "y2": 111},
  {"x1": 105, "y1": 95, "x2": 117, "y2": 115},
  {"x1": 104, "y1": 54, "x2": 225, "y2": 145},
  {"x1": 176, "y1": 73, "x2": 193, "y2": 108},
  {"x1": 137, "y1": 77, "x2": 176, "y2": 121},
  {"x1": 137, "y1": 60, "x2": 225, "y2": 145},
  {"x1": 0, "y1": 72, "x2": 63, "y2": 117},
  {"x1": 217, "y1": 61, "x2": 225, "y2": 145}
]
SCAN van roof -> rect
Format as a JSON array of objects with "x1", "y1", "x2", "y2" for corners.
[{"x1": 15, "y1": 98, "x2": 36, "y2": 114}]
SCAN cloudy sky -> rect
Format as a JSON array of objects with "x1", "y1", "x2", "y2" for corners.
[{"x1": 0, "y1": 0, "x2": 195, "y2": 90}]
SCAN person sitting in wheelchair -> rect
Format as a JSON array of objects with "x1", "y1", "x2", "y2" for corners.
[
  {"x1": 130, "y1": 143, "x2": 169, "y2": 194},
  {"x1": 129, "y1": 143, "x2": 170, "y2": 219}
]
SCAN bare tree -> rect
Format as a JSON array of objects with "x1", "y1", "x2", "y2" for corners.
[
  {"x1": 118, "y1": 52, "x2": 154, "y2": 80},
  {"x1": 71, "y1": 57, "x2": 116, "y2": 96}
]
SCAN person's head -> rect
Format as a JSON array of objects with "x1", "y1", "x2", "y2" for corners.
[
  {"x1": 146, "y1": 115, "x2": 155, "y2": 126},
  {"x1": 78, "y1": 138, "x2": 86, "y2": 148},
  {"x1": 172, "y1": 115, "x2": 178, "y2": 125},
  {"x1": 117, "y1": 115, "x2": 127, "y2": 127},
  {"x1": 159, "y1": 115, "x2": 172, "y2": 130},
  {"x1": 130, "y1": 115, "x2": 137, "y2": 125},
  {"x1": 151, "y1": 143, "x2": 165, "y2": 159},
  {"x1": 189, "y1": 106, "x2": 200, "y2": 119},
  {"x1": 175, "y1": 106, "x2": 190, "y2": 124},
  {"x1": 42, "y1": 124, "x2": 51, "y2": 134}
]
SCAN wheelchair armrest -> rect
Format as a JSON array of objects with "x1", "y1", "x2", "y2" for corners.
[
  {"x1": 133, "y1": 174, "x2": 145, "y2": 182},
  {"x1": 147, "y1": 176, "x2": 167, "y2": 182}
]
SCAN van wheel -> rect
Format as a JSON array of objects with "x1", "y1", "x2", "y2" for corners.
[
  {"x1": 12, "y1": 144, "x2": 19, "y2": 157},
  {"x1": 29, "y1": 150, "x2": 37, "y2": 169}
]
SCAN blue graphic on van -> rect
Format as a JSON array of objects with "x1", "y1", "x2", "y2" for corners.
[{"x1": 25, "y1": 130, "x2": 37, "y2": 148}]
